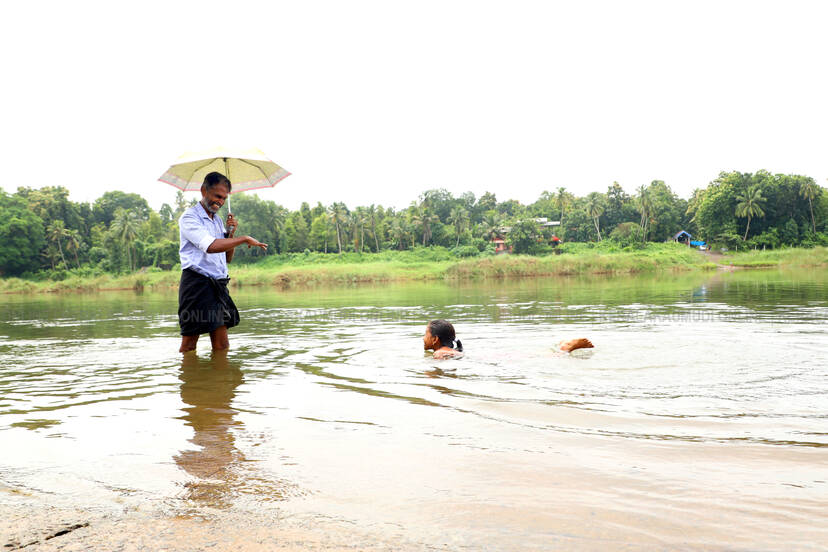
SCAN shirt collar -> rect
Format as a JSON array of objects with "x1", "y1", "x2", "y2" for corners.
[{"x1": 196, "y1": 201, "x2": 215, "y2": 221}]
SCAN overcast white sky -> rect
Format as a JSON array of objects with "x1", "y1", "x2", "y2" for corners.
[{"x1": 2, "y1": 0, "x2": 827, "y2": 211}]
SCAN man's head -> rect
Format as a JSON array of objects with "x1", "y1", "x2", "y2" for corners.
[{"x1": 200, "y1": 172, "x2": 232, "y2": 214}]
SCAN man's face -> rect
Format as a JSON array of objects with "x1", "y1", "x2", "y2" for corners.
[{"x1": 201, "y1": 183, "x2": 230, "y2": 214}]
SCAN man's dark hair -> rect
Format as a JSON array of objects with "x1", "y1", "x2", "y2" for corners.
[
  {"x1": 428, "y1": 319, "x2": 463, "y2": 351},
  {"x1": 202, "y1": 171, "x2": 232, "y2": 193}
]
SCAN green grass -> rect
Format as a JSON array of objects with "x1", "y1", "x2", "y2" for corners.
[
  {"x1": 1, "y1": 243, "x2": 723, "y2": 294},
  {"x1": 723, "y1": 246, "x2": 828, "y2": 268},
  {"x1": 7, "y1": 243, "x2": 826, "y2": 294}
]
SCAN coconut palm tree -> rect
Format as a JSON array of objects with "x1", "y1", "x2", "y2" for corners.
[
  {"x1": 636, "y1": 184, "x2": 653, "y2": 242},
  {"x1": 390, "y1": 218, "x2": 407, "y2": 250},
  {"x1": 110, "y1": 209, "x2": 141, "y2": 270},
  {"x1": 411, "y1": 207, "x2": 438, "y2": 246},
  {"x1": 327, "y1": 203, "x2": 347, "y2": 254},
  {"x1": 46, "y1": 220, "x2": 69, "y2": 269},
  {"x1": 41, "y1": 245, "x2": 61, "y2": 270},
  {"x1": 735, "y1": 185, "x2": 767, "y2": 241},
  {"x1": 65, "y1": 229, "x2": 82, "y2": 268},
  {"x1": 366, "y1": 204, "x2": 381, "y2": 252},
  {"x1": 800, "y1": 179, "x2": 820, "y2": 234},
  {"x1": 555, "y1": 187, "x2": 573, "y2": 240},
  {"x1": 584, "y1": 193, "x2": 605, "y2": 241},
  {"x1": 478, "y1": 213, "x2": 502, "y2": 242},
  {"x1": 448, "y1": 207, "x2": 469, "y2": 246}
]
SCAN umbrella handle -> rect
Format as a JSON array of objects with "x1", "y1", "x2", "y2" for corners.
[{"x1": 223, "y1": 157, "x2": 232, "y2": 215}]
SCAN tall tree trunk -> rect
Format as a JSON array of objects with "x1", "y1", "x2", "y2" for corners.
[
  {"x1": 335, "y1": 222, "x2": 342, "y2": 254},
  {"x1": 593, "y1": 217, "x2": 601, "y2": 241},
  {"x1": 372, "y1": 223, "x2": 380, "y2": 252},
  {"x1": 743, "y1": 216, "x2": 751, "y2": 241},
  {"x1": 56, "y1": 239, "x2": 67, "y2": 269},
  {"x1": 809, "y1": 196, "x2": 816, "y2": 234}
]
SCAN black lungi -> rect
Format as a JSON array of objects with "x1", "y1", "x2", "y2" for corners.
[{"x1": 178, "y1": 268, "x2": 240, "y2": 336}]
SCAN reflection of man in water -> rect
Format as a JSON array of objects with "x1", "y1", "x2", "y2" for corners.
[{"x1": 174, "y1": 351, "x2": 244, "y2": 509}]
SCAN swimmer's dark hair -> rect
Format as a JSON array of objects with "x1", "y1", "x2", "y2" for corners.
[
  {"x1": 428, "y1": 319, "x2": 463, "y2": 352},
  {"x1": 202, "y1": 171, "x2": 232, "y2": 193}
]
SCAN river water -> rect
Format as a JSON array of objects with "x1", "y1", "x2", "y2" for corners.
[{"x1": 1, "y1": 269, "x2": 826, "y2": 550}]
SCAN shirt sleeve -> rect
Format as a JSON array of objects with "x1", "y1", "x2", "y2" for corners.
[{"x1": 179, "y1": 212, "x2": 216, "y2": 253}]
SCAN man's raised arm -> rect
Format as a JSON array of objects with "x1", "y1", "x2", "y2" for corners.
[{"x1": 207, "y1": 236, "x2": 268, "y2": 254}]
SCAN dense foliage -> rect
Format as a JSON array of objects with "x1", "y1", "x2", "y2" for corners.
[{"x1": 1, "y1": 169, "x2": 825, "y2": 278}]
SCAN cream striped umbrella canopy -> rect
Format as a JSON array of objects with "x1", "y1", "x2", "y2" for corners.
[{"x1": 158, "y1": 147, "x2": 290, "y2": 212}]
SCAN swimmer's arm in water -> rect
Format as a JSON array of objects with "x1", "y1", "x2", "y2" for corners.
[
  {"x1": 557, "y1": 338, "x2": 594, "y2": 353},
  {"x1": 433, "y1": 348, "x2": 462, "y2": 359}
]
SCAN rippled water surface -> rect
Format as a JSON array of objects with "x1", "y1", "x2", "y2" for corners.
[{"x1": 1, "y1": 269, "x2": 827, "y2": 550}]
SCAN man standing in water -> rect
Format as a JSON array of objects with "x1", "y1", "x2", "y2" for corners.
[{"x1": 178, "y1": 172, "x2": 268, "y2": 353}]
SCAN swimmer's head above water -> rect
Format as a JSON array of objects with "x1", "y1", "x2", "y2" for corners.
[{"x1": 424, "y1": 320, "x2": 463, "y2": 359}]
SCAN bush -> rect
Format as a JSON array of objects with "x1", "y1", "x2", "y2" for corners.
[
  {"x1": 48, "y1": 269, "x2": 68, "y2": 281},
  {"x1": 450, "y1": 245, "x2": 480, "y2": 258},
  {"x1": 747, "y1": 228, "x2": 781, "y2": 250},
  {"x1": 87, "y1": 246, "x2": 107, "y2": 265},
  {"x1": 609, "y1": 222, "x2": 645, "y2": 248},
  {"x1": 800, "y1": 232, "x2": 828, "y2": 248}
]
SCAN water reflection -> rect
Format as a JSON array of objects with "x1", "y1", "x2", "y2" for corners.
[{"x1": 174, "y1": 351, "x2": 245, "y2": 509}]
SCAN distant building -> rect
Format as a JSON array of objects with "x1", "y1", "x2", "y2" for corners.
[
  {"x1": 533, "y1": 217, "x2": 561, "y2": 228},
  {"x1": 673, "y1": 230, "x2": 692, "y2": 244},
  {"x1": 492, "y1": 238, "x2": 512, "y2": 254}
]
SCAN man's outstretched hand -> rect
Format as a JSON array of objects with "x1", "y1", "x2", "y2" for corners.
[
  {"x1": 558, "y1": 338, "x2": 594, "y2": 353},
  {"x1": 245, "y1": 236, "x2": 268, "y2": 251}
]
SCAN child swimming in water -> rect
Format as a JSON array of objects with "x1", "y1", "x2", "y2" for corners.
[
  {"x1": 423, "y1": 319, "x2": 593, "y2": 358},
  {"x1": 423, "y1": 319, "x2": 463, "y2": 359}
]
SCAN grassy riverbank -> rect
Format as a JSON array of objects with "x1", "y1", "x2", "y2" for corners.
[
  {"x1": 2, "y1": 244, "x2": 826, "y2": 294},
  {"x1": 724, "y1": 246, "x2": 828, "y2": 267}
]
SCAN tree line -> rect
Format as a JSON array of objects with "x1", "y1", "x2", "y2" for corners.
[{"x1": 1, "y1": 169, "x2": 825, "y2": 277}]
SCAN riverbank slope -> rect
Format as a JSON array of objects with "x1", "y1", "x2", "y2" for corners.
[{"x1": 2, "y1": 245, "x2": 825, "y2": 294}]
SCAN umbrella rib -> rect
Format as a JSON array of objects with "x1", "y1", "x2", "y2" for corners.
[
  {"x1": 237, "y1": 158, "x2": 271, "y2": 181},
  {"x1": 191, "y1": 158, "x2": 218, "y2": 177}
]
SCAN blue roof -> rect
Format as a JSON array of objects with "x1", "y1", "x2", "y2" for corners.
[{"x1": 673, "y1": 230, "x2": 692, "y2": 239}]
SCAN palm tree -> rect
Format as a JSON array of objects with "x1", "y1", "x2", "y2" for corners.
[
  {"x1": 478, "y1": 213, "x2": 501, "y2": 242},
  {"x1": 800, "y1": 179, "x2": 820, "y2": 234},
  {"x1": 735, "y1": 185, "x2": 767, "y2": 241},
  {"x1": 555, "y1": 187, "x2": 573, "y2": 240},
  {"x1": 348, "y1": 210, "x2": 364, "y2": 252},
  {"x1": 110, "y1": 209, "x2": 141, "y2": 270},
  {"x1": 46, "y1": 220, "x2": 69, "y2": 269},
  {"x1": 41, "y1": 245, "x2": 61, "y2": 270},
  {"x1": 412, "y1": 208, "x2": 438, "y2": 246},
  {"x1": 366, "y1": 205, "x2": 381, "y2": 252},
  {"x1": 584, "y1": 193, "x2": 605, "y2": 241},
  {"x1": 327, "y1": 203, "x2": 347, "y2": 254},
  {"x1": 353, "y1": 207, "x2": 370, "y2": 252},
  {"x1": 65, "y1": 229, "x2": 82, "y2": 268},
  {"x1": 390, "y1": 218, "x2": 408, "y2": 250},
  {"x1": 636, "y1": 184, "x2": 653, "y2": 242},
  {"x1": 448, "y1": 207, "x2": 469, "y2": 246}
]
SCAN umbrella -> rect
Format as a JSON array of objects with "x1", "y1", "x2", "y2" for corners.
[{"x1": 158, "y1": 147, "x2": 290, "y2": 212}]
